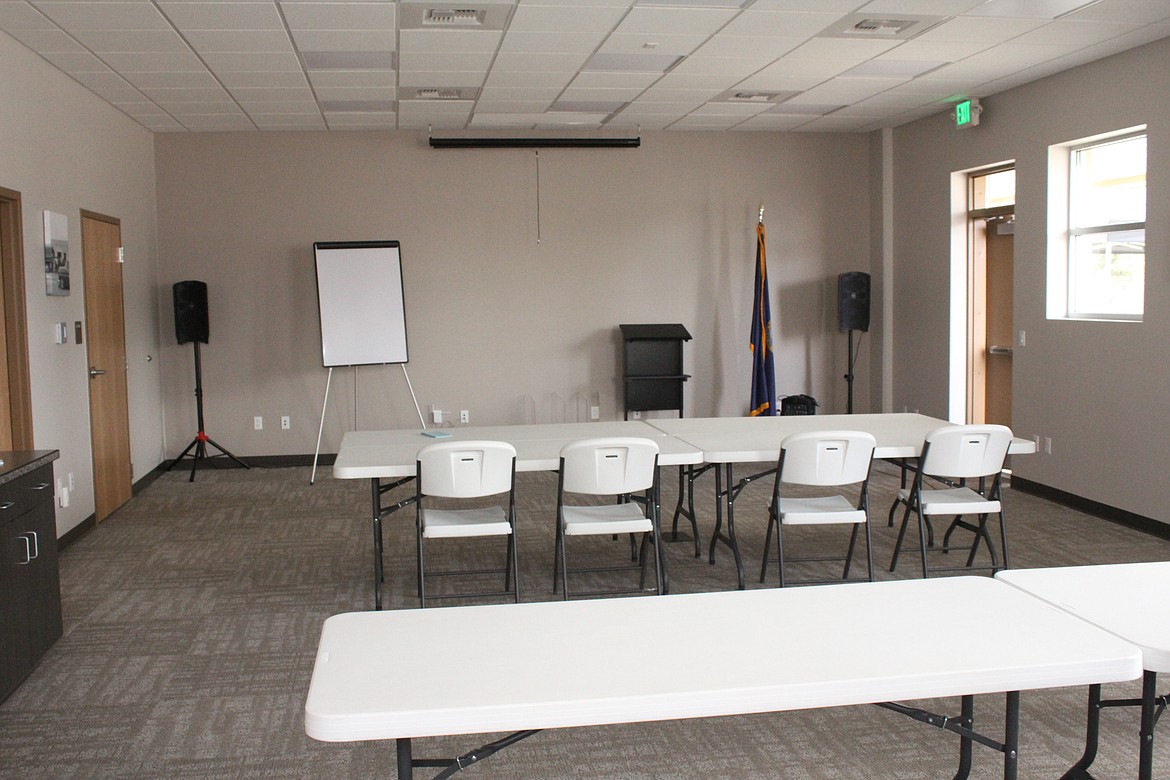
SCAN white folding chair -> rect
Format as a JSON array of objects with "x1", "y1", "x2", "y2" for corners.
[
  {"x1": 889, "y1": 424, "x2": 1013, "y2": 578},
  {"x1": 760, "y1": 430, "x2": 876, "y2": 587},
  {"x1": 415, "y1": 440, "x2": 519, "y2": 607},
  {"x1": 555, "y1": 437, "x2": 662, "y2": 599}
]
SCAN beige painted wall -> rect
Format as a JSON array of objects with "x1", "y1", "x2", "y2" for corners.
[
  {"x1": 891, "y1": 37, "x2": 1170, "y2": 523},
  {"x1": 155, "y1": 131, "x2": 873, "y2": 458},
  {"x1": 0, "y1": 32, "x2": 163, "y2": 537}
]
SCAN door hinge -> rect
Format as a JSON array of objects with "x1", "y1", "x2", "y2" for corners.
[{"x1": 117, "y1": 247, "x2": 125, "y2": 263}]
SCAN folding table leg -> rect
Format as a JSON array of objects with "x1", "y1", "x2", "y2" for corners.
[
  {"x1": 397, "y1": 738, "x2": 413, "y2": 780},
  {"x1": 1060, "y1": 684, "x2": 1101, "y2": 780},
  {"x1": 1139, "y1": 671, "x2": 1158, "y2": 780}
]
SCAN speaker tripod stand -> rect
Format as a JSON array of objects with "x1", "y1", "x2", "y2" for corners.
[{"x1": 167, "y1": 341, "x2": 249, "y2": 482}]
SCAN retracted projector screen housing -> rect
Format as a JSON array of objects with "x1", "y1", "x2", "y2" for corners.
[{"x1": 314, "y1": 241, "x2": 409, "y2": 367}]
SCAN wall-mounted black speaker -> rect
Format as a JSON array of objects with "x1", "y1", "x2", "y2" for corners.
[
  {"x1": 837, "y1": 271, "x2": 870, "y2": 333},
  {"x1": 173, "y1": 280, "x2": 209, "y2": 344}
]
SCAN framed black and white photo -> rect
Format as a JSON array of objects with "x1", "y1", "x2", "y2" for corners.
[{"x1": 43, "y1": 210, "x2": 69, "y2": 296}]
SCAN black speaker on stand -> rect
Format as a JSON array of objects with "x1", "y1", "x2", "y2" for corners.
[
  {"x1": 167, "y1": 280, "x2": 249, "y2": 481},
  {"x1": 838, "y1": 272, "x2": 870, "y2": 414}
]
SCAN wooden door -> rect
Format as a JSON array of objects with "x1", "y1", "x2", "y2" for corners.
[
  {"x1": 983, "y1": 217, "x2": 1014, "y2": 428},
  {"x1": 0, "y1": 187, "x2": 33, "y2": 450},
  {"x1": 81, "y1": 212, "x2": 132, "y2": 521}
]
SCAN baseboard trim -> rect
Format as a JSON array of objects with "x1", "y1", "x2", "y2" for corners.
[{"x1": 1011, "y1": 476, "x2": 1170, "y2": 540}]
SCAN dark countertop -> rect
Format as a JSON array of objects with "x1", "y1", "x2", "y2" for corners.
[{"x1": 0, "y1": 450, "x2": 59, "y2": 486}]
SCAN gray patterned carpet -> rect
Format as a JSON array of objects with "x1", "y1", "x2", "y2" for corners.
[{"x1": 2, "y1": 460, "x2": 1168, "y2": 779}]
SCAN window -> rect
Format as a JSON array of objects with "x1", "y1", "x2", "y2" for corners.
[{"x1": 1066, "y1": 132, "x2": 1146, "y2": 320}]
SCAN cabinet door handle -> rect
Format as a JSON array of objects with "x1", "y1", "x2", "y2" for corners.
[
  {"x1": 31, "y1": 482, "x2": 51, "y2": 491},
  {"x1": 25, "y1": 530, "x2": 39, "y2": 560},
  {"x1": 17, "y1": 534, "x2": 31, "y2": 564},
  {"x1": 0, "y1": 500, "x2": 13, "y2": 511}
]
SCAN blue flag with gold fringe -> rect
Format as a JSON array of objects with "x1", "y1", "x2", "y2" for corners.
[{"x1": 749, "y1": 219, "x2": 776, "y2": 416}]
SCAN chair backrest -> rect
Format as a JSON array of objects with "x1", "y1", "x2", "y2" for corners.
[
  {"x1": 920, "y1": 424, "x2": 1013, "y2": 479},
  {"x1": 416, "y1": 440, "x2": 516, "y2": 498},
  {"x1": 559, "y1": 437, "x2": 659, "y2": 495},
  {"x1": 778, "y1": 430, "x2": 876, "y2": 486}
]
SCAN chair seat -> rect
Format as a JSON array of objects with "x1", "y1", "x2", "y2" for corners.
[
  {"x1": 563, "y1": 503, "x2": 652, "y2": 536},
  {"x1": 422, "y1": 507, "x2": 512, "y2": 538},
  {"x1": 914, "y1": 486, "x2": 1002, "y2": 516},
  {"x1": 780, "y1": 495, "x2": 867, "y2": 526}
]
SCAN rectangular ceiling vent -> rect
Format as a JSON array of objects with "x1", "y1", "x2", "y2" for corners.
[
  {"x1": 425, "y1": 8, "x2": 485, "y2": 26},
  {"x1": 403, "y1": 87, "x2": 479, "y2": 101},
  {"x1": 715, "y1": 89, "x2": 799, "y2": 104},
  {"x1": 818, "y1": 14, "x2": 944, "y2": 41},
  {"x1": 400, "y1": 4, "x2": 513, "y2": 31}
]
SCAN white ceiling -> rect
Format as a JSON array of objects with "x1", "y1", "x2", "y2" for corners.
[{"x1": 2, "y1": 0, "x2": 1169, "y2": 134}]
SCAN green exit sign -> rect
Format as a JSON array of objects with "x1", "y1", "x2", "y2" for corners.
[{"x1": 954, "y1": 98, "x2": 981, "y2": 128}]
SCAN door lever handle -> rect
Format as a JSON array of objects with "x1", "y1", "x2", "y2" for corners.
[
  {"x1": 987, "y1": 346, "x2": 1014, "y2": 357},
  {"x1": 89, "y1": 366, "x2": 107, "y2": 378}
]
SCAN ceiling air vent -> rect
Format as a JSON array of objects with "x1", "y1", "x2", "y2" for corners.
[
  {"x1": 848, "y1": 18, "x2": 916, "y2": 36},
  {"x1": 714, "y1": 89, "x2": 799, "y2": 104},
  {"x1": 417, "y1": 88, "x2": 463, "y2": 100},
  {"x1": 424, "y1": 8, "x2": 486, "y2": 26},
  {"x1": 817, "y1": 13, "x2": 944, "y2": 41}
]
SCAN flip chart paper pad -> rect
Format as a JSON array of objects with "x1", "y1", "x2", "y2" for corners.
[{"x1": 314, "y1": 241, "x2": 408, "y2": 367}]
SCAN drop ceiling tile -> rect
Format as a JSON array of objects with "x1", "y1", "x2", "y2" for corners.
[
  {"x1": 568, "y1": 70, "x2": 659, "y2": 89},
  {"x1": 70, "y1": 69, "x2": 134, "y2": 90},
  {"x1": 125, "y1": 71, "x2": 219, "y2": 89},
  {"x1": 200, "y1": 51, "x2": 303, "y2": 71},
  {"x1": 690, "y1": 101, "x2": 773, "y2": 116},
  {"x1": 311, "y1": 85, "x2": 395, "y2": 100},
  {"x1": 498, "y1": 30, "x2": 606, "y2": 53},
  {"x1": 160, "y1": 100, "x2": 242, "y2": 114},
  {"x1": 0, "y1": 2, "x2": 53, "y2": 30},
  {"x1": 748, "y1": 0, "x2": 857, "y2": 11},
  {"x1": 32, "y1": 1, "x2": 172, "y2": 30},
  {"x1": 399, "y1": 51, "x2": 493, "y2": 71},
  {"x1": 735, "y1": 59, "x2": 848, "y2": 91},
  {"x1": 483, "y1": 70, "x2": 572, "y2": 88},
  {"x1": 530, "y1": 112, "x2": 605, "y2": 126},
  {"x1": 158, "y1": 2, "x2": 284, "y2": 31},
  {"x1": 668, "y1": 55, "x2": 769, "y2": 78},
  {"x1": 507, "y1": 4, "x2": 627, "y2": 34},
  {"x1": 614, "y1": 6, "x2": 737, "y2": 36},
  {"x1": 291, "y1": 29, "x2": 395, "y2": 52},
  {"x1": 692, "y1": 34, "x2": 801, "y2": 60},
  {"x1": 795, "y1": 76, "x2": 908, "y2": 102},
  {"x1": 879, "y1": 38, "x2": 994, "y2": 61},
  {"x1": 308, "y1": 69, "x2": 397, "y2": 87},
  {"x1": 251, "y1": 114, "x2": 328, "y2": 129},
  {"x1": 669, "y1": 114, "x2": 743, "y2": 129},
  {"x1": 239, "y1": 99, "x2": 319, "y2": 114},
  {"x1": 914, "y1": 16, "x2": 1046, "y2": 43},
  {"x1": 218, "y1": 71, "x2": 310, "y2": 88},
  {"x1": 598, "y1": 32, "x2": 708, "y2": 56},
  {"x1": 324, "y1": 113, "x2": 397, "y2": 129},
  {"x1": 177, "y1": 114, "x2": 256, "y2": 131},
  {"x1": 718, "y1": 10, "x2": 840, "y2": 38},
  {"x1": 654, "y1": 71, "x2": 736, "y2": 89},
  {"x1": 7, "y1": 28, "x2": 86, "y2": 51},
  {"x1": 474, "y1": 99, "x2": 554, "y2": 112},
  {"x1": 302, "y1": 50, "x2": 395, "y2": 69},
  {"x1": 183, "y1": 30, "x2": 294, "y2": 53},
  {"x1": 793, "y1": 113, "x2": 874, "y2": 131},
  {"x1": 70, "y1": 29, "x2": 191, "y2": 53},
  {"x1": 558, "y1": 86, "x2": 642, "y2": 101},
  {"x1": 399, "y1": 29, "x2": 503, "y2": 54},
  {"x1": 230, "y1": 85, "x2": 316, "y2": 101},
  {"x1": 962, "y1": 0, "x2": 1093, "y2": 19},
  {"x1": 734, "y1": 112, "x2": 811, "y2": 130},
  {"x1": 397, "y1": 70, "x2": 486, "y2": 88},
  {"x1": 1011, "y1": 19, "x2": 1142, "y2": 46},
  {"x1": 638, "y1": 85, "x2": 722, "y2": 102},
  {"x1": 101, "y1": 50, "x2": 206, "y2": 71},
  {"x1": 140, "y1": 86, "x2": 233, "y2": 102},
  {"x1": 478, "y1": 84, "x2": 564, "y2": 101},
  {"x1": 40, "y1": 50, "x2": 108, "y2": 71},
  {"x1": 782, "y1": 37, "x2": 901, "y2": 64},
  {"x1": 1067, "y1": 0, "x2": 1170, "y2": 24},
  {"x1": 281, "y1": 2, "x2": 395, "y2": 30},
  {"x1": 112, "y1": 101, "x2": 169, "y2": 116},
  {"x1": 138, "y1": 117, "x2": 186, "y2": 130},
  {"x1": 492, "y1": 50, "x2": 589, "y2": 71}
]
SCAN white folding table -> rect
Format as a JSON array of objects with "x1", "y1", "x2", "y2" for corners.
[
  {"x1": 304, "y1": 576, "x2": 1142, "y2": 779},
  {"x1": 647, "y1": 413, "x2": 1037, "y2": 589},
  {"x1": 332, "y1": 421, "x2": 704, "y2": 609},
  {"x1": 997, "y1": 562, "x2": 1170, "y2": 780}
]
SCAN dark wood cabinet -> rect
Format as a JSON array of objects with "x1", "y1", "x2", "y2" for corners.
[
  {"x1": 0, "y1": 454, "x2": 61, "y2": 703},
  {"x1": 619, "y1": 324, "x2": 692, "y2": 419}
]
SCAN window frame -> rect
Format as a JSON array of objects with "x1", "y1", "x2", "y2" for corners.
[{"x1": 1062, "y1": 130, "x2": 1147, "y2": 322}]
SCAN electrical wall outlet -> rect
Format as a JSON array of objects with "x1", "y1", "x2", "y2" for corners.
[
  {"x1": 1044, "y1": 436, "x2": 1053, "y2": 455},
  {"x1": 281, "y1": 416, "x2": 290, "y2": 430},
  {"x1": 254, "y1": 416, "x2": 263, "y2": 430},
  {"x1": 590, "y1": 406, "x2": 600, "y2": 421},
  {"x1": 459, "y1": 409, "x2": 469, "y2": 424},
  {"x1": 631, "y1": 410, "x2": 641, "y2": 419},
  {"x1": 432, "y1": 409, "x2": 443, "y2": 424}
]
